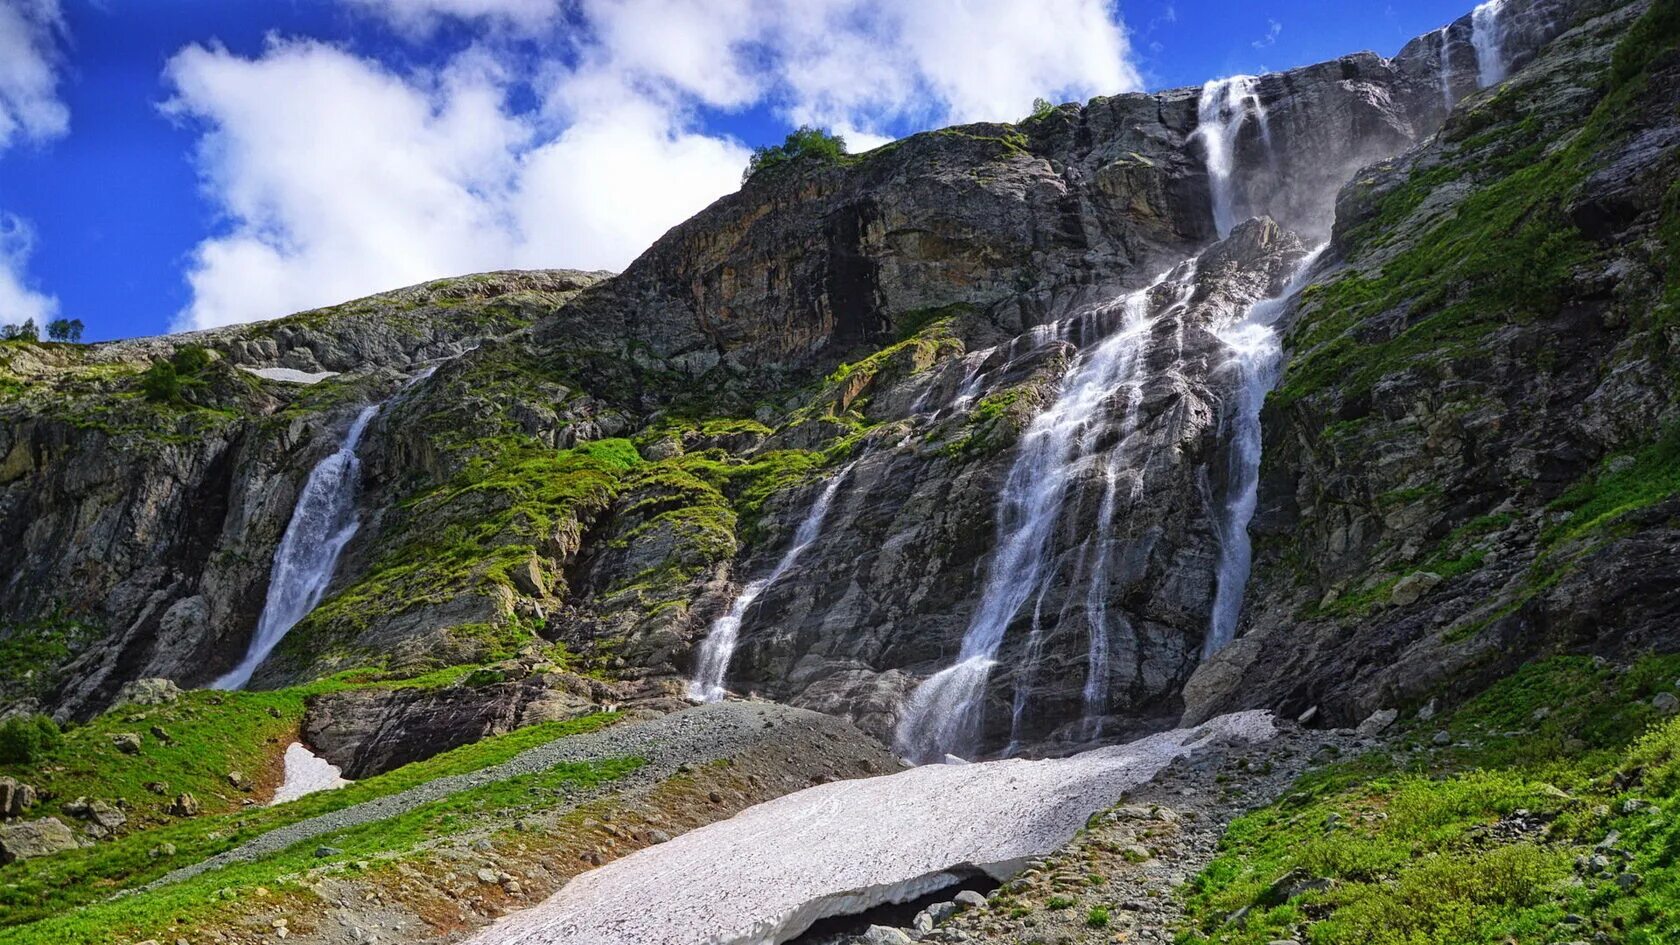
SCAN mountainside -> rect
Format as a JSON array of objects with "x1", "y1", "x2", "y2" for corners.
[{"x1": 1, "y1": 0, "x2": 1678, "y2": 942}]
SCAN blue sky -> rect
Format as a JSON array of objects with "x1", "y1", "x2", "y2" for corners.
[{"x1": 0, "y1": 0, "x2": 1476, "y2": 341}]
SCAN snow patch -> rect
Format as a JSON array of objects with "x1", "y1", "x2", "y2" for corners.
[
  {"x1": 241, "y1": 366, "x2": 340, "y2": 385},
  {"x1": 269, "y1": 742, "x2": 350, "y2": 806},
  {"x1": 467, "y1": 711, "x2": 1276, "y2": 945}
]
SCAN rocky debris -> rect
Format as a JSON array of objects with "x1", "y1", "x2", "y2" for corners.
[
  {"x1": 302, "y1": 670, "x2": 601, "y2": 779},
  {"x1": 0, "y1": 817, "x2": 79, "y2": 863},
  {"x1": 112, "y1": 732, "x2": 142, "y2": 754},
  {"x1": 113, "y1": 677, "x2": 182, "y2": 708},
  {"x1": 0, "y1": 777, "x2": 37, "y2": 819},
  {"x1": 168, "y1": 792, "x2": 200, "y2": 817}
]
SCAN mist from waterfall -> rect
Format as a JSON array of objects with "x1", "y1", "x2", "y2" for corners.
[
  {"x1": 1472, "y1": 0, "x2": 1509, "y2": 88},
  {"x1": 688, "y1": 461, "x2": 859, "y2": 703},
  {"x1": 1192, "y1": 76, "x2": 1270, "y2": 239},
  {"x1": 212, "y1": 405, "x2": 379, "y2": 690},
  {"x1": 894, "y1": 265, "x2": 1198, "y2": 764},
  {"x1": 1203, "y1": 246, "x2": 1327, "y2": 660}
]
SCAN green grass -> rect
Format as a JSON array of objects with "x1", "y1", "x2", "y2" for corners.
[
  {"x1": 0, "y1": 707, "x2": 619, "y2": 927},
  {"x1": 1175, "y1": 655, "x2": 1680, "y2": 945},
  {"x1": 1542, "y1": 423, "x2": 1680, "y2": 550},
  {"x1": 0, "y1": 754, "x2": 640, "y2": 945}
]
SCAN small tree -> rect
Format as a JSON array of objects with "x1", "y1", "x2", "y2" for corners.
[
  {"x1": 1029, "y1": 97, "x2": 1057, "y2": 121},
  {"x1": 140, "y1": 345, "x2": 214, "y2": 404},
  {"x1": 0, "y1": 319, "x2": 39, "y2": 343},
  {"x1": 743, "y1": 126, "x2": 849, "y2": 183},
  {"x1": 46, "y1": 318, "x2": 84, "y2": 343}
]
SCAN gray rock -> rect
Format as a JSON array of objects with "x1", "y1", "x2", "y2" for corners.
[
  {"x1": 0, "y1": 817, "x2": 78, "y2": 862},
  {"x1": 1390, "y1": 572, "x2": 1443, "y2": 607},
  {"x1": 860, "y1": 927, "x2": 914, "y2": 945},
  {"x1": 111, "y1": 732, "x2": 142, "y2": 754},
  {"x1": 0, "y1": 777, "x2": 37, "y2": 818},
  {"x1": 112, "y1": 678, "x2": 182, "y2": 708},
  {"x1": 953, "y1": 889, "x2": 987, "y2": 909},
  {"x1": 1653, "y1": 692, "x2": 1679, "y2": 715},
  {"x1": 1356, "y1": 709, "x2": 1398, "y2": 737}
]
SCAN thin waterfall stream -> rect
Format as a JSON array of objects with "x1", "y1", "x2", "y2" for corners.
[
  {"x1": 212, "y1": 405, "x2": 379, "y2": 690},
  {"x1": 688, "y1": 460, "x2": 861, "y2": 703},
  {"x1": 1473, "y1": 0, "x2": 1509, "y2": 87}
]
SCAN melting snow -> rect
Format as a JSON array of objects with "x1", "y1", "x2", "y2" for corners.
[
  {"x1": 269, "y1": 743, "x2": 350, "y2": 806},
  {"x1": 241, "y1": 366, "x2": 340, "y2": 385},
  {"x1": 467, "y1": 711, "x2": 1276, "y2": 945}
]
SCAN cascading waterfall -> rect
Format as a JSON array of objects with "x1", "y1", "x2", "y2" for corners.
[
  {"x1": 687, "y1": 461, "x2": 860, "y2": 703},
  {"x1": 1438, "y1": 27, "x2": 1458, "y2": 108},
  {"x1": 212, "y1": 405, "x2": 379, "y2": 690},
  {"x1": 895, "y1": 266, "x2": 1198, "y2": 764},
  {"x1": 1472, "y1": 0, "x2": 1508, "y2": 88},
  {"x1": 1202, "y1": 246, "x2": 1327, "y2": 659},
  {"x1": 1192, "y1": 76, "x2": 1271, "y2": 239}
]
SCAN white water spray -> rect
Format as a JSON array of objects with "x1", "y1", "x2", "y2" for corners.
[
  {"x1": 1192, "y1": 76, "x2": 1271, "y2": 239},
  {"x1": 895, "y1": 267, "x2": 1198, "y2": 764},
  {"x1": 212, "y1": 406, "x2": 378, "y2": 690},
  {"x1": 1472, "y1": 0, "x2": 1508, "y2": 88},
  {"x1": 1202, "y1": 246, "x2": 1327, "y2": 659},
  {"x1": 687, "y1": 462, "x2": 860, "y2": 703}
]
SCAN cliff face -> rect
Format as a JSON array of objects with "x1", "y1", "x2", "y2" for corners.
[
  {"x1": 2, "y1": 0, "x2": 1668, "y2": 768},
  {"x1": 1186, "y1": 0, "x2": 1680, "y2": 726}
]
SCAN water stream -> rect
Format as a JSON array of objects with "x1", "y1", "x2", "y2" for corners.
[
  {"x1": 1192, "y1": 76, "x2": 1271, "y2": 238},
  {"x1": 1472, "y1": 0, "x2": 1509, "y2": 88},
  {"x1": 687, "y1": 461, "x2": 860, "y2": 703},
  {"x1": 1202, "y1": 246, "x2": 1327, "y2": 659},
  {"x1": 894, "y1": 266, "x2": 1198, "y2": 764},
  {"x1": 212, "y1": 405, "x2": 379, "y2": 690}
]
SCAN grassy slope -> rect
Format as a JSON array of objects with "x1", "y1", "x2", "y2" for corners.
[
  {"x1": 0, "y1": 696, "x2": 619, "y2": 931},
  {"x1": 1177, "y1": 655, "x2": 1680, "y2": 945}
]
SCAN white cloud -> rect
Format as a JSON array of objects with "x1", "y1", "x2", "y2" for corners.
[
  {"x1": 0, "y1": 215, "x2": 58, "y2": 327},
  {"x1": 0, "y1": 0, "x2": 67, "y2": 150},
  {"x1": 0, "y1": 0, "x2": 67, "y2": 328},
  {"x1": 166, "y1": 0, "x2": 1142, "y2": 328},
  {"x1": 341, "y1": 0, "x2": 562, "y2": 37},
  {"x1": 1253, "y1": 19, "x2": 1283, "y2": 49}
]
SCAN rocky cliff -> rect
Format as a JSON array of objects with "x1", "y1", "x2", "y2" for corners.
[{"x1": 0, "y1": 0, "x2": 1669, "y2": 769}]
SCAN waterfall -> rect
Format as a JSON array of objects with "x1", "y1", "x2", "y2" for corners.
[
  {"x1": 1202, "y1": 246, "x2": 1327, "y2": 659},
  {"x1": 894, "y1": 265, "x2": 1198, "y2": 764},
  {"x1": 1192, "y1": 76, "x2": 1270, "y2": 239},
  {"x1": 687, "y1": 461, "x2": 859, "y2": 703},
  {"x1": 1438, "y1": 27, "x2": 1458, "y2": 109},
  {"x1": 1472, "y1": 0, "x2": 1508, "y2": 88},
  {"x1": 212, "y1": 405, "x2": 379, "y2": 690}
]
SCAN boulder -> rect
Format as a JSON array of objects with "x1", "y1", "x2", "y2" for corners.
[
  {"x1": 111, "y1": 732, "x2": 142, "y2": 754},
  {"x1": 1357, "y1": 709, "x2": 1398, "y2": 737},
  {"x1": 168, "y1": 792, "x2": 200, "y2": 817},
  {"x1": 859, "y1": 927, "x2": 913, "y2": 945},
  {"x1": 1653, "y1": 692, "x2": 1679, "y2": 715},
  {"x1": 0, "y1": 817, "x2": 78, "y2": 863},
  {"x1": 1390, "y1": 572, "x2": 1443, "y2": 607},
  {"x1": 0, "y1": 778, "x2": 37, "y2": 819},
  {"x1": 112, "y1": 678, "x2": 182, "y2": 709}
]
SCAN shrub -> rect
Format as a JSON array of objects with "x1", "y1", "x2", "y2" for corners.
[
  {"x1": 1086, "y1": 905, "x2": 1110, "y2": 927},
  {"x1": 0, "y1": 714, "x2": 64, "y2": 765},
  {"x1": 1028, "y1": 96, "x2": 1057, "y2": 121},
  {"x1": 1046, "y1": 895, "x2": 1075, "y2": 910},
  {"x1": 0, "y1": 319, "x2": 38, "y2": 343},
  {"x1": 140, "y1": 345, "x2": 214, "y2": 404},
  {"x1": 743, "y1": 126, "x2": 848, "y2": 183}
]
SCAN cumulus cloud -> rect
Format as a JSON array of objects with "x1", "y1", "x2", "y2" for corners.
[
  {"x1": 0, "y1": 0, "x2": 67, "y2": 327},
  {"x1": 0, "y1": 215, "x2": 58, "y2": 327},
  {"x1": 167, "y1": 0, "x2": 1142, "y2": 328}
]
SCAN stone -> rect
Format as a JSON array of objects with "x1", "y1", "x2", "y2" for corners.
[
  {"x1": 954, "y1": 889, "x2": 987, "y2": 909},
  {"x1": 1653, "y1": 692, "x2": 1679, "y2": 715},
  {"x1": 149, "y1": 842, "x2": 177, "y2": 858},
  {"x1": 0, "y1": 817, "x2": 78, "y2": 862},
  {"x1": 860, "y1": 927, "x2": 914, "y2": 945},
  {"x1": 226, "y1": 770, "x2": 246, "y2": 789},
  {"x1": 168, "y1": 793, "x2": 200, "y2": 817},
  {"x1": 113, "y1": 678, "x2": 182, "y2": 708},
  {"x1": 1390, "y1": 572, "x2": 1443, "y2": 606},
  {"x1": 0, "y1": 777, "x2": 37, "y2": 818},
  {"x1": 1296, "y1": 706, "x2": 1319, "y2": 725},
  {"x1": 149, "y1": 724, "x2": 173, "y2": 744},
  {"x1": 477, "y1": 868, "x2": 499, "y2": 884},
  {"x1": 316, "y1": 846, "x2": 343, "y2": 857},
  {"x1": 1356, "y1": 709, "x2": 1398, "y2": 737},
  {"x1": 1432, "y1": 731, "x2": 1453, "y2": 746},
  {"x1": 111, "y1": 732, "x2": 142, "y2": 754},
  {"x1": 86, "y1": 800, "x2": 126, "y2": 830}
]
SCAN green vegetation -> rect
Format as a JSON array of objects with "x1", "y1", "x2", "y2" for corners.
[
  {"x1": 0, "y1": 751, "x2": 638, "y2": 945},
  {"x1": 744, "y1": 126, "x2": 850, "y2": 182},
  {"x1": 1543, "y1": 423, "x2": 1680, "y2": 550},
  {"x1": 0, "y1": 716, "x2": 62, "y2": 766},
  {"x1": 0, "y1": 609, "x2": 100, "y2": 701},
  {"x1": 139, "y1": 344, "x2": 213, "y2": 404},
  {"x1": 1047, "y1": 895, "x2": 1075, "y2": 910},
  {"x1": 0, "y1": 694, "x2": 618, "y2": 929},
  {"x1": 281, "y1": 437, "x2": 642, "y2": 666},
  {"x1": 1086, "y1": 905, "x2": 1112, "y2": 928},
  {"x1": 1027, "y1": 96, "x2": 1058, "y2": 122},
  {"x1": 1177, "y1": 655, "x2": 1680, "y2": 945}
]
